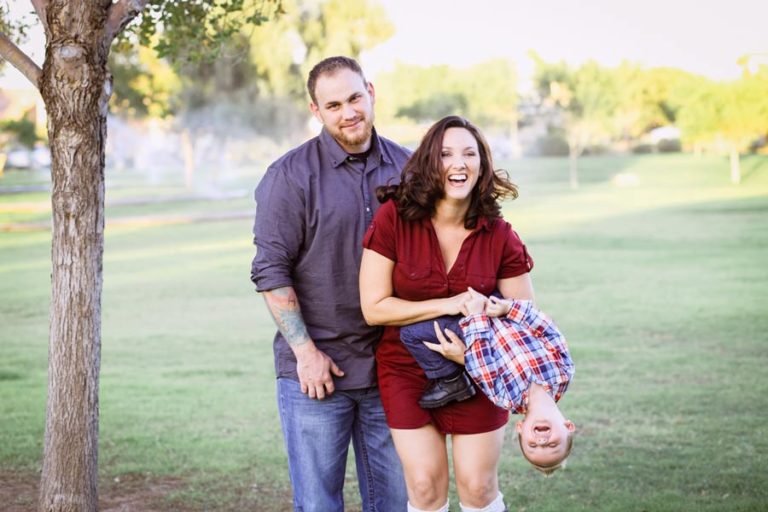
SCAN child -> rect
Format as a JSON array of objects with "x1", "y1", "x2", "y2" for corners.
[{"x1": 399, "y1": 287, "x2": 575, "y2": 474}]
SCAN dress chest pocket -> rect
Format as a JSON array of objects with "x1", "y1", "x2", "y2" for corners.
[
  {"x1": 465, "y1": 272, "x2": 496, "y2": 295},
  {"x1": 398, "y1": 262, "x2": 431, "y2": 280},
  {"x1": 393, "y1": 262, "x2": 438, "y2": 301}
]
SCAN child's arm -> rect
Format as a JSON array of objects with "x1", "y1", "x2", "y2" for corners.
[
  {"x1": 461, "y1": 287, "x2": 487, "y2": 316},
  {"x1": 485, "y1": 295, "x2": 511, "y2": 317},
  {"x1": 530, "y1": 311, "x2": 575, "y2": 379},
  {"x1": 506, "y1": 302, "x2": 575, "y2": 384}
]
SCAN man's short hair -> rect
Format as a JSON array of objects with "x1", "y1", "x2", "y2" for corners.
[
  {"x1": 518, "y1": 431, "x2": 574, "y2": 476},
  {"x1": 307, "y1": 56, "x2": 367, "y2": 104}
]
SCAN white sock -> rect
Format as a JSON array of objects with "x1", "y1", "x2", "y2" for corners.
[
  {"x1": 407, "y1": 499, "x2": 450, "y2": 512},
  {"x1": 460, "y1": 491, "x2": 505, "y2": 512}
]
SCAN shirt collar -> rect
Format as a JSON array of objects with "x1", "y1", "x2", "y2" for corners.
[
  {"x1": 421, "y1": 214, "x2": 493, "y2": 233},
  {"x1": 475, "y1": 216, "x2": 492, "y2": 232},
  {"x1": 319, "y1": 126, "x2": 391, "y2": 169}
]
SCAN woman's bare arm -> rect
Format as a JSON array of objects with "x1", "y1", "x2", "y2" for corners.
[
  {"x1": 497, "y1": 273, "x2": 535, "y2": 301},
  {"x1": 359, "y1": 249, "x2": 469, "y2": 326}
]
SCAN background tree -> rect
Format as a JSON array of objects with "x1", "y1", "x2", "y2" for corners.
[
  {"x1": 105, "y1": 0, "x2": 393, "y2": 186},
  {"x1": 673, "y1": 67, "x2": 768, "y2": 184},
  {"x1": 532, "y1": 54, "x2": 618, "y2": 188},
  {"x1": 0, "y1": 1, "x2": 281, "y2": 510},
  {"x1": 109, "y1": 44, "x2": 181, "y2": 120},
  {"x1": 718, "y1": 67, "x2": 768, "y2": 183},
  {"x1": 375, "y1": 59, "x2": 517, "y2": 145},
  {"x1": 664, "y1": 73, "x2": 716, "y2": 152},
  {"x1": 377, "y1": 63, "x2": 464, "y2": 123},
  {"x1": 0, "y1": 114, "x2": 41, "y2": 175},
  {"x1": 612, "y1": 64, "x2": 696, "y2": 146},
  {"x1": 233, "y1": 0, "x2": 393, "y2": 105}
]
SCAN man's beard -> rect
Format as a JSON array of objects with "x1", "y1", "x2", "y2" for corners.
[{"x1": 333, "y1": 115, "x2": 374, "y2": 149}]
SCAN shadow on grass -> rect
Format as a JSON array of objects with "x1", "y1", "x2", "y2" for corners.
[
  {"x1": 741, "y1": 154, "x2": 768, "y2": 183},
  {"x1": 0, "y1": 470, "x2": 296, "y2": 512}
]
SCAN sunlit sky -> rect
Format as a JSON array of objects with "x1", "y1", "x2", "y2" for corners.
[
  {"x1": 362, "y1": 0, "x2": 768, "y2": 86},
  {"x1": 2, "y1": 0, "x2": 767, "y2": 90}
]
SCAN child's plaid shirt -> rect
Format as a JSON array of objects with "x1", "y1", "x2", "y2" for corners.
[{"x1": 459, "y1": 300, "x2": 574, "y2": 413}]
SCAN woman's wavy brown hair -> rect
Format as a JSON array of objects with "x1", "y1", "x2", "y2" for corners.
[{"x1": 376, "y1": 115, "x2": 518, "y2": 229}]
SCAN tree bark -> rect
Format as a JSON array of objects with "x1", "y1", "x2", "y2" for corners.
[{"x1": 38, "y1": 2, "x2": 112, "y2": 511}]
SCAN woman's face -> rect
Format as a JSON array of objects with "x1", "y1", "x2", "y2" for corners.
[{"x1": 440, "y1": 127, "x2": 481, "y2": 203}]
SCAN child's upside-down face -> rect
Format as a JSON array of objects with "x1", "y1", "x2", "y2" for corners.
[{"x1": 516, "y1": 414, "x2": 576, "y2": 468}]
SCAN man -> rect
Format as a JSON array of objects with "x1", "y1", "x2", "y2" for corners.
[{"x1": 250, "y1": 56, "x2": 410, "y2": 512}]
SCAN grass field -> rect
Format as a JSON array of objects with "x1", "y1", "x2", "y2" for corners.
[{"x1": 1, "y1": 153, "x2": 767, "y2": 511}]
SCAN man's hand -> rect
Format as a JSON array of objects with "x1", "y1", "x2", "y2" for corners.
[
  {"x1": 423, "y1": 321, "x2": 467, "y2": 365},
  {"x1": 293, "y1": 343, "x2": 345, "y2": 400},
  {"x1": 263, "y1": 287, "x2": 344, "y2": 399},
  {"x1": 486, "y1": 295, "x2": 511, "y2": 318}
]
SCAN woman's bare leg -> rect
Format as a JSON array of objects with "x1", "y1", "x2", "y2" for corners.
[
  {"x1": 452, "y1": 425, "x2": 507, "y2": 509},
  {"x1": 391, "y1": 425, "x2": 450, "y2": 510}
]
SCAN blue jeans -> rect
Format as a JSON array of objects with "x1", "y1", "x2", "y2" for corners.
[
  {"x1": 400, "y1": 315, "x2": 463, "y2": 379},
  {"x1": 276, "y1": 378, "x2": 408, "y2": 512}
]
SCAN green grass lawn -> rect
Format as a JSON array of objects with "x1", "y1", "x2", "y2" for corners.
[{"x1": 1, "y1": 153, "x2": 767, "y2": 511}]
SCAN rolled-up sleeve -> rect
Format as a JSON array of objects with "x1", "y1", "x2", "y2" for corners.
[
  {"x1": 498, "y1": 224, "x2": 534, "y2": 279},
  {"x1": 250, "y1": 165, "x2": 305, "y2": 292},
  {"x1": 362, "y1": 199, "x2": 397, "y2": 260}
]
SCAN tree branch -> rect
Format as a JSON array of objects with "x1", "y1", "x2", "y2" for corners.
[
  {"x1": 105, "y1": 0, "x2": 148, "y2": 43},
  {"x1": 0, "y1": 32, "x2": 41, "y2": 89}
]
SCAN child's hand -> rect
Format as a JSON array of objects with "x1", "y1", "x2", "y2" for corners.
[
  {"x1": 461, "y1": 287, "x2": 487, "y2": 316},
  {"x1": 486, "y1": 295, "x2": 511, "y2": 317}
]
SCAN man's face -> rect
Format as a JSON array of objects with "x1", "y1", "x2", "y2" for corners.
[{"x1": 310, "y1": 68, "x2": 375, "y2": 153}]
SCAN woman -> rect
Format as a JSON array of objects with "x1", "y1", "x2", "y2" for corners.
[{"x1": 360, "y1": 116, "x2": 535, "y2": 512}]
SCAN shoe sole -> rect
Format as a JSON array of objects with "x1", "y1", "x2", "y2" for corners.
[{"x1": 418, "y1": 387, "x2": 476, "y2": 409}]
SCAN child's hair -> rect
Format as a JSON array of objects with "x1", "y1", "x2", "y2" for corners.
[{"x1": 517, "y1": 432, "x2": 574, "y2": 476}]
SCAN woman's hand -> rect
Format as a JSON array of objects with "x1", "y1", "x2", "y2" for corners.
[
  {"x1": 443, "y1": 291, "x2": 471, "y2": 316},
  {"x1": 423, "y1": 321, "x2": 467, "y2": 365}
]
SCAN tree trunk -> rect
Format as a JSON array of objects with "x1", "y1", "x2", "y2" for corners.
[
  {"x1": 693, "y1": 141, "x2": 703, "y2": 159},
  {"x1": 568, "y1": 144, "x2": 580, "y2": 189},
  {"x1": 180, "y1": 128, "x2": 196, "y2": 189},
  {"x1": 38, "y1": 2, "x2": 112, "y2": 511},
  {"x1": 729, "y1": 143, "x2": 741, "y2": 185}
]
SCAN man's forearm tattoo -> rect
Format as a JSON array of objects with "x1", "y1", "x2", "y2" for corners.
[{"x1": 264, "y1": 287, "x2": 311, "y2": 347}]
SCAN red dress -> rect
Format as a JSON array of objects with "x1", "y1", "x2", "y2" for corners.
[{"x1": 363, "y1": 200, "x2": 534, "y2": 434}]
